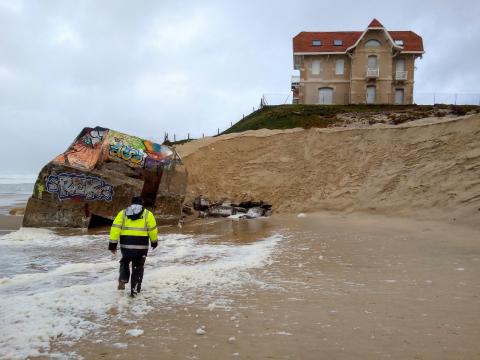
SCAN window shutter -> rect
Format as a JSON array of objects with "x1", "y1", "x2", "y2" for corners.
[
  {"x1": 335, "y1": 59, "x2": 345, "y2": 75},
  {"x1": 311, "y1": 60, "x2": 321, "y2": 75}
]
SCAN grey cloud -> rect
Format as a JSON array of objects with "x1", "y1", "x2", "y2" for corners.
[{"x1": 0, "y1": 0, "x2": 479, "y2": 173}]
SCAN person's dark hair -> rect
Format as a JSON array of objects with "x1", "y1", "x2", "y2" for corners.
[{"x1": 131, "y1": 196, "x2": 144, "y2": 205}]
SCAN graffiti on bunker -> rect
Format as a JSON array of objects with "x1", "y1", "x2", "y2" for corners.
[
  {"x1": 52, "y1": 127, "x2": 176, "y2": 171},
  {"x1": 82, "y1": 129, "x2": 106, "y2": 147},
  {"x1": 109, "y1": 140, "x2": 146, "y2": 166},
  {"x1": 53, "y1": 127, "x2": 108, "y2": 170},
  {"x1": 46, "y1": 173, "x2": 114, "y2": 201},
  {"x1": 107, "y1": 130, "x2": 174, "y2": 168}
]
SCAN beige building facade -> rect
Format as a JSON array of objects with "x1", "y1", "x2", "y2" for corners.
[{"x1": 292, "y1": 19, "x2": 424, "y2": 105}]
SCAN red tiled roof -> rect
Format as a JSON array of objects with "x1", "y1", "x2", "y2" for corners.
[
  {"x1": 389, "y1": 31, "x2": 424, "y2": 52},
  {"x1": 293, "y1": 31, "x2": 362, "y2": 53},
  {"x1": 293, "y1": 30, "x2": 424, "y2": 53},
  {"x1": 368, "y1": 18, "x2": 384, "y2": 28}
]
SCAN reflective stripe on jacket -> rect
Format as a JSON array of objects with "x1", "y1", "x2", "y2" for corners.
[{"x1": 109, "y1": 209, "x2": 158, "y2": 251}]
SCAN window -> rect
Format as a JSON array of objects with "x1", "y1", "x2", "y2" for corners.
[
  {"x1": 394, "y1": 39, "x2": 404, "y2": 46},
  {"x1": 367, "y1": 55, "x2": 378, "y2": 69},
  {"x1": 311, "y1": 59, "x2": 321, "y2": 75},
  {"x1": 294, "y1": 55, "x2": 302, "y2": 70},
  {"x1": 333, "y1": 39, "x2": 343, "y2": 46},
  {"x1": 396, "y1": 59, "x2": 405, "y2": 72},
  {"x1": 366, "y1": 86, "x2": 376, "y2": 104},
  {"x1": 319, "y1": 87, "x2": 334, "y2": 104},
  {"x1": 395, "y1": 89, "x2": 404, "y2": 104},
  {"x1": 312, "y1": 40, "x2": 322, "y2": 46},
  {"x1": 365, "y1": 39, "x2": 382, "y2": 47},
  {"x1": 335, "y1": 58, "x2": 345, "y2": 75}
]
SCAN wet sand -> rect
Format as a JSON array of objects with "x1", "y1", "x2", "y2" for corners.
[
  {"x1": 0, "y1": 214, "x2": 23, "y2": 234},
  {"x1": 47, "y1": 213, "x2": 480, "y2": 360}
]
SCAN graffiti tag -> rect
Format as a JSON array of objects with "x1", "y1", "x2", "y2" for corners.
[
  {"x1": 109, "y1": 141, "x2": 146, "y2": 166},
  {"x1": 46, "y1": 173, "x2": 114, "y2": 201},
  {"x1": 82, "y1": 129, "x2": 105, "y2": 148}
]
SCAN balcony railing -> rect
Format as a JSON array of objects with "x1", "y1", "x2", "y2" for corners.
[
  {"x1": 395, "y1": 70, "x2": 408, "y2": 80},
  {"x1": 366, "y1": 68, "x2": 379, "y2": 78}
]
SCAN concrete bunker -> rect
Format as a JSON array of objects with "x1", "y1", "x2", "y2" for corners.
[{"x1": 23, "y1": 127, "x2": 187, "y2": 228}]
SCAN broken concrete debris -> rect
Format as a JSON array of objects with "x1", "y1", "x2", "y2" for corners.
[
  {"x1": 189, "y1": 197, "x2": 272, "y2": 219},
  {"x1": 23, "y1": 126, "x2": 187, "y2": 228}
]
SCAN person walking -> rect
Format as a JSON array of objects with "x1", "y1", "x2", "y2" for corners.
[{"x1": 109, "y1": 196, "x2": 158, "y2": 297}]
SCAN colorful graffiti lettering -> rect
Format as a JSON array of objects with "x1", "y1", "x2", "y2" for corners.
[
  {"x1": 53, "y1": 127, "x2": 177, "y2": 171},
  {"x1": 106, "y1": 130, "x2": 174, "y2": 168},
  {"x1": 46, "y1": 173, "x2": 114, "y2": 201},
  {"x1": 109, "y1": 140, "x2": 147, "y2": 166}
]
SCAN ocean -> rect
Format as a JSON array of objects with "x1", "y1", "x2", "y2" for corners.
[{"x1": 0, "y1": 174, "x2": 35, "y2": 214}]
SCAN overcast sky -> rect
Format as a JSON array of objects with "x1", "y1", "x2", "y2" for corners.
[{"x1": 1, "y1": 0, "x2": 479, "y2": 175}]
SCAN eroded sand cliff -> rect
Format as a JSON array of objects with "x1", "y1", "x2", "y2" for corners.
[{"x1": 178, "y1": 115, "x2": 480, "y2": 227}]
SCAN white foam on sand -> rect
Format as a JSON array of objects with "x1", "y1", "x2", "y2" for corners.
[
  {"x1": 0, "y1": 227, "x2": 103, "y2": 246},
  {"x1": 0, "y1": 228, "x2": 282, "y2": 359},
  {"x1": 125, "y1": 328, "x2": 144, "y2": 337}
]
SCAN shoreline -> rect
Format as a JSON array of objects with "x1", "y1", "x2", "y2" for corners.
[
  {"x1": 46, "y1": 211, "x2": 480, "y2": 360},
  {"x1": 0, "y1": 215, "x2": 23, "y2": 234},
  {"x1": 1, "y1": 207, "x2": 479, "y2": 235}
]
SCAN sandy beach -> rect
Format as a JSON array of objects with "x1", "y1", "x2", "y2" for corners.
[
  {"x1": 23, "y1": 212, "x2": 477, "y2": 360},
  {"x1": 1, "y1": 115, "x2": 479, "y2": 359},
  {"x1": 0, "y1": 214, "x2": 23, "y2": 233}
]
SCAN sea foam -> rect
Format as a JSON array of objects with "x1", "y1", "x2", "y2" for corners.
[{"x1": 0, "y1": 228, "x2": 282, "y2": 359}]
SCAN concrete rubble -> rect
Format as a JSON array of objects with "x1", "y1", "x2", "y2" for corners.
[
  {"x1": 23, "y1": 126, "x2": 187, "y2": 228},
  {"x1": 188, "y1": 197, "x2": 272, "y2": 219}
]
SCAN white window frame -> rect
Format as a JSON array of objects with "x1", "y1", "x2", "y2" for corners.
[
  {"x1": 311, "y1": 59, "x2": 321, "y2": 75},
  {"x1": 319, "y1": 87, "x2": 334, "y2": 105},
  {"x1": 367, "y1": 55, "x2": 378, "y2": 69},
  {"x1": 366, "y1": 86, "x2": 376, "y2": 104},
  {"x1": 335, "y1": 58, "x2": 345, "y2": 75},
  {"x1": 395, "y1": 88, "x2": 405, "y2": 105},
  {"x1": 396, "y1": 59, "x2": 405, "y2": 72}
]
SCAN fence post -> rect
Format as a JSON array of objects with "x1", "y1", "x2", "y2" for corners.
[
  {"x1": 188, "y1": 133, "x2": 190, "y2": 140},
  {"x1": 217, "y1": 128, "x2": 219, "y2": 135},
  {"x1": 454, "y1": 93, "x2": 458, "y2": 105},
  {"x1": 202, "y1": 133, "x2": 204, "y2": 138},
  {"x1": 174, "y1": 134, "x2": 176, "y2": 142}
]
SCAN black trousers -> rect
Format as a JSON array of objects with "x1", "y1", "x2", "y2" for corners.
[{"x1": 119, "y1": 253, "x2": 146, "y2": 293}]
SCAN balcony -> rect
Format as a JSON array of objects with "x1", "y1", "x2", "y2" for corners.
[
  {"x1": 291, "y1": 75, "x2": 300, "y2": 90},
  {"x1": 395, "y1": 70, "x2": 408, "y2": 81},
  {"x1": 366, "y1": 68, "x2": 379, "y2": 78}
]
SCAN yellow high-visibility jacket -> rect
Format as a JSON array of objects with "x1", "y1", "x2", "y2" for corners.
[{"x1": 109, "y1": 208, "x2": 158, "y2": 252}]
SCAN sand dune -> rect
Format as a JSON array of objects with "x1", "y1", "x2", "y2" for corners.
[{"x1": 177, "y1": 115, "x2": 480, "y2": 227}]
